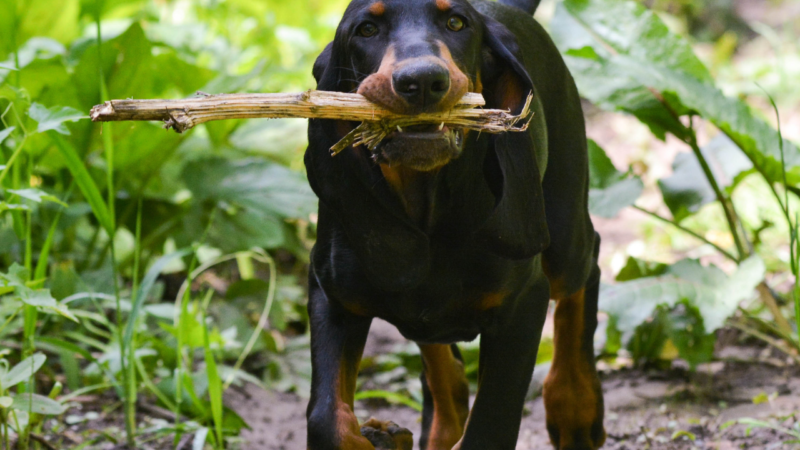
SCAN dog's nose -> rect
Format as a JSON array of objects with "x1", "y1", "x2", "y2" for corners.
[{"x1": 392, "y1": 61, "x2": 450, "y2": 111}]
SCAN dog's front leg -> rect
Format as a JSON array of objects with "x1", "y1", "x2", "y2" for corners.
[
  {"x1": 306, "y1": 276, "x2": 374, "y2": 450},
  {"x1": 458, "y1": 272, "x2": 551, "y2": 450}
]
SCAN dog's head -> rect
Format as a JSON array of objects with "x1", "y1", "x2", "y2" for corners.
[{"x1": 314, "y1": 0, "x2": 533, "y2": 171}]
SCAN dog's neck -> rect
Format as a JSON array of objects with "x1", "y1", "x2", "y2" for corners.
[{"x1": 379, "y1": 164, "x2": 441, "y2": 228}]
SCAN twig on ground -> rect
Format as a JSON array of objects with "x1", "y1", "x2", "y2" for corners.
[
  {"x1": 90, "y1": 91, "x2": 534, "y2": 154},
  {"x1": 29, "y1": 433, "x2": 58, "y2": 450},
  {"x1": 728, "y1": 320, "x2": 800, "y2": 365},
  {"x1": 138, "y1": 402, "x2": 176, "y2": 421}
]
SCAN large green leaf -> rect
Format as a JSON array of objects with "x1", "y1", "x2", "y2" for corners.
[
  {"x1": 183, "y1": 158, "x2": 317, "y2": 222},
  {"x1": 601, "y1": 256, "x2": 764, "y2": 340},
  {"x1": 181, "y1": 158, "x2": 315, "y2": 252},
  {"x1": 587, "y1": 140, "x2": 643, "y2": 218},
  {"x1": 552, "y1": 0, "x2": 800, "y2": 186}
]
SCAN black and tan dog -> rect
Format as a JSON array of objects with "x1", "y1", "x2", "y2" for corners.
[{"x1": 304, "y1": 0, "x2": 604, "y2": 449}]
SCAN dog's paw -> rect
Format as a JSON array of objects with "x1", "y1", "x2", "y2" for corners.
[{"x1": 360, "y1": 418, "x2": 413, "y2": 450}]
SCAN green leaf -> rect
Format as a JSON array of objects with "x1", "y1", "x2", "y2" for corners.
[
  {"x1": 123, "y1": 249, "x2": 191, "y2": 347},
  {"x1": 0, "y1": 264, "x2": 77, "y2": 322},
  {"x1": 659, "y1": 135, "x2": 754, "y2": 222},
  {"x1": 183, "y1": 158, "x2": 317, "y2": 219},
  {"x1": 183, "y1": 158, "x2": 316, "y2": 252},
  {"x1": 18, "y1": 288, "x2": 78, "y2": 322},
  {"x1": 615, "y1": 257, "x2": 669, "y2": 282},
  {"x1": 589, "y1": 178, "x2": 643, "y2": 219},
  {"x1": 28, "y1": 103, "x2": 86, "y2": 135},
  {"x1": 552, "y1": 0, "x2": 800, "y2": 185},
  {"x1": 671, "y1": 430, "x2": 697, "y2": 441},
  {"x1": 601, "y1": 255, "x2": 765, "y2": 338},
  {"x1": 7, "y1": 189, "x2": 67, "y2": 207},
  {"x1": 2, "y1": 353, "x2": 46, "y2": 388},
  {"x1": 49, "y1": 132, "x2": 115, "y2": 235},
  {"x1": 0, "y1": 203, "x2": 30, "y2": 213},
  {"x1": 664, "y1": 301, "x2": 716, "y2": 368},
  {"x1": 0, "y1": 126, "x2": 15, "y2": 144},
  {"x1": 587, "y1": 140, "x2": 643, "y2": 218},
  {"x1": 355, "y1": 390, "x2": 423, "y2": 412},
  {"x1": 11, "y1": 393, "x2": 67, "y2": 415},
  {"x1": 658, "y1": 153, "x2": 716, "y2": 222}
]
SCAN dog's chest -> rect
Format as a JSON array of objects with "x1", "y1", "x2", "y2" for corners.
[{"x1": 327, "y1": 240, "x2": 534, "y2": 343}]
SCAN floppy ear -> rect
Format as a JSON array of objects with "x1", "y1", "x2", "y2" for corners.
[
  {"x1": 480, "y1": 16, "x2": 533, "y2": 114},
  {"x1": 475, "y1": 15, "x2": 550, "y2": 259},
  {"x1": 313, "y1": 42, "x2": 333, "y2": 84}
]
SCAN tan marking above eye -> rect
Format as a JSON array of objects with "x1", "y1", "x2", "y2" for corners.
[
  {"x1": 436, "y1": 0, "x2": 452, "y2": 11},
  {"x1": 369, "y1": 1, "x2": 385, "y2": 16}
]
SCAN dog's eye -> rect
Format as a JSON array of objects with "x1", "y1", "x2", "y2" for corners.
[
  {"x1": 358, "y1": 22, "x2": 378, "y2": 37},
  {"x1": 447, "y1": 16, "x2": 466, "y2": 32}
]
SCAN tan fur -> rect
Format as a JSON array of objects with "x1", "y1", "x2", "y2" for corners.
[
  {"x1": 369, "y1": 1, "x2": 386, "y2": 16},
  {"x1": 420, "y1": 345, "x2": 470, "y2": 450},
  {"x1": 543, "y1": 290, "x2": 607, "y2": 450}
]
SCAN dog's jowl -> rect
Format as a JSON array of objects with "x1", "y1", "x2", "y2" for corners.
[{"x1": 304, "y1": 0, "x2": 605, "y2": 448}]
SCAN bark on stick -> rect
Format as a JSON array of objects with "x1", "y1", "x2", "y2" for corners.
[{"x1": 90, "y1": 90, "x2": 533, "y2": 154}]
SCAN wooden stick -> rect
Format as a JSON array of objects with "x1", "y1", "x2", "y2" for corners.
[{"x1": 90, "y1": 90, "x2": 534, "y2": 154}]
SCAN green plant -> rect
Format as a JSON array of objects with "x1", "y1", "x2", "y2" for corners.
[
  {"x1": 551, "y1": 0, "x2": 799, "y2": 366},
  {"x1": 1, "y1": 0, "x2": 330, "y2": 447},
  {"x1": 0, "y1": 353, "x2": 67, "y2": 449},
  {"x1": 722, "y1": 416, "x2": 800, "y2": 445}
]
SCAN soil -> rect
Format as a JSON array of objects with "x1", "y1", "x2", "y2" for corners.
[{"x1": 228, "y1": 320, "x2": 800, "y2": 450}]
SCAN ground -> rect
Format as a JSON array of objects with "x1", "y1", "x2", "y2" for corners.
[{"x1": 229, "y1": 320, "x2": 800, "y2": 450}]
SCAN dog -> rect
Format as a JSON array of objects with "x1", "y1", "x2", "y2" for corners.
[{"x1": 303, "y1": 0, "x2": 605, "y2": 449}]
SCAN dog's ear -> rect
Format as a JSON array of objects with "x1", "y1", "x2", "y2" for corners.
[
  {"x1": 313, "y1": 42, "x2": 333, "y2": 84},
  {"x1": 480, "y1": 16, "x2": 533, "y2": 114},
  {"x1": 475, "y1": 16, "x2": 550, "y2": 259}
]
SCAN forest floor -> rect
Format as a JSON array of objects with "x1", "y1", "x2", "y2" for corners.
[{"x1": 228, "y1": 319, "x2": 800, "y2": 450}]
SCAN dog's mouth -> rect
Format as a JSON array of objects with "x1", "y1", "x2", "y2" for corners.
[
  {"x1": 372, "y1": 124, "x2": 465, "y2": 171},
  {"x1": 388, "y1": 123, "x2": 464, "y2": 144}
]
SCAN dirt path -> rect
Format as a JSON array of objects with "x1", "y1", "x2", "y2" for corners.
[{"x1": 229, "y1": 321, "x2": 800, "y2": 450}]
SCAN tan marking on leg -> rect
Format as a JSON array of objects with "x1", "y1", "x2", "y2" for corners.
[
  {"x1": 333, "y1": 351, "x2": 374, "y2": 449},
  {"x1": 543, "y1": 260, "x2": 571, "y2": 300},
  {"x1": 436, "y1": 0, "x2": 452, "y2": 11},
  {"x1": 369, "y1": 1, "x2": 386, "y2": 16},
  {"x1": 543, "y1": 289, "x2": 606, "y2": 450},
  {"x1": 420, "y1": 344, "x2": 469, "y2": 450}
]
